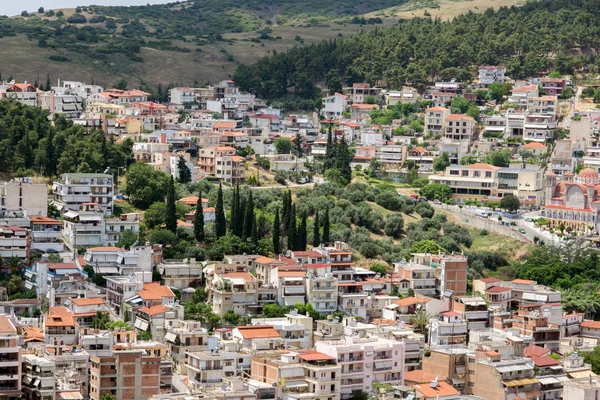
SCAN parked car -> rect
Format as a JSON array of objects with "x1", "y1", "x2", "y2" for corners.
[{"x1": 519, "y1": 228, "x2": 526, "y2": 234}]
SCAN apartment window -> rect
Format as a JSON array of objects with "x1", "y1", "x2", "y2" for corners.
[
  {"x1": 461, "y1": 170, "x2": 468, "y2": 177},
  {"x1": 469, "y1": 370, "x2": 475, "y2": 376},
  {"x1": 468, "y1": 382, "x2": 474, "y2": 387},
  {"x1": 473, "y1": 171, "x2": 481, "y2": 177},
  {"x1": 485, "y1": 171, "x2": 492, "y2": 178},
  {"x1": 468, "y1": 358, "x2": 475, "y2": 364}
]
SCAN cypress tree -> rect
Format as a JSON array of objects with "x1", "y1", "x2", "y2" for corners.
[
  {"x1": 324, "y1": 124, "x2": 334, "y2": 170},
  {"x1": 273, "y1": 209, "x2": 281, "y2": 255},
  {"x1": 297, "y1": 212, "x2": 307, "y2": 251},
  {"x1": 281, "y1": 191, "x2": 290, "y2": 234},
  {"x1": 177, "y1": 156, "x2": 191, "y2": 183},
  {"x1": 335, "y1": 135, "x2": 352, "y2": 183},
  {"x1": 243, "y1": 191, "x2": 254, "y2": 240},
  {"x1": 215, "y1": 183, "x2": 226, "y2": 238},
  {"x1": 322, "y1": 206, "x2": 330, "y2": 245},
  {"x1": 287, "y1": 205, "x2": 296, "y2": 251},
  {"x1": 251, "y1": 214, "x2": 259, "y2": 248},
  {"x1": 229, "y1": 184, "x2": 238, "y2": 235},
  {"x1": 165, "y1": 176, "x2": 177, "y2": 233},
  {"x1": 193, "y1": 189, "x2": 205, "y2": 242},
  {"x1": 313, "y1": 210, "x2": 320, "y2": 247},
  {"x1": 236, "y1": 187, "x2": 246, "y2": 237},
  {"x1": 258, "y1": 212, "x2": 267, "y2": 237}
]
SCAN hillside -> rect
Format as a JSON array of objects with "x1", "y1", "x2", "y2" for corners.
[
  {"x1": 0, "y1": 0, "x2": 520, "y2": 89},
  {"x1": 233, "y1": 0, "x2": 600, "y2": 100}
]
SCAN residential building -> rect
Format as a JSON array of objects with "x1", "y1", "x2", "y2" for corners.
[
  {"x1": 104, "y1": 213, "x2": 141, "y2": 246},
  {"x1": 0, "y1": 225, "x2": 30, "y2": 264},
  {"x1": 70, "y1": 297, "x2": 108, "y2": 327},
  {"x1": 478, "y1": 65, "x2": 506, "y2": 88},
  {"x1": 523, "y1": 114, "x2": 557, "y2": 142},
  {"x1": 208, "y1": 272, "x2": 258, "y2": 315},
  {"x1": 316, "y1": 336, "x2": 404, "y2": 398},
  {"x1": 197, "y1": 146, "x2": 246, "y2": 184},
  {"x1": 527, "y1": 95, "x2": 558, "y2": 116},
  {"x1": 375, "y1": 144, "x2": 406, "y2": 171},
  {"x1": 90, "y1": 350, "x2": 161, "y2": 400},
  {"x1": 306, "y1": 265, "x2": 338, "y2": 315},
  {"x1": 1, "y1": 82, "x2": 38, "y2": 107},
  {"x1": 393, "y1": 262, "x2": 437, "y2": 297},
  {"x1": 157, "y1": 259, "x2": 204, "y2": 289},
  {"x1": 54, "y1": 79, "x2": 104, "y2": 98},
  {"x1": 164, "y1": 320, "x2": 210, "y2": 374},
  {"x1": 30, "y1": 216, "x2": 63, "y2": 253},
  {"x1": 473, "y1": 278, "x2": 511, "y2": 311},
  {"x1": 44, "y1": 306, "x2": 77, "y2": 346},
  {"x1": 413, "y1": 381, "x2": 460, "y2": 400},
  {"x1": 406, "y1": 147, "x2": 435, "y2": 172},
  {"x1": 563, "y1": 377, "x2": 600, "y2": 400},
  {"x1": 88, "y1": 89, "x2": 150, "y2": 105},
  {"x1": 539, "y1": 78, "x2": 566, "y2": 96},
  {"x1": 186, "y1": 344, "x2": 251, "y2": 386},
  {"x1": 83, "y1": 245, "x2": 153, "y2": 280},
  {"x1": 168, "y1": 87, "x2": 198, "y2": 107},
  {"x1": 520, "y1": 141, "x2": 548, "y2": 156},
  {"x1": 0, "y1": 314, "x2": 21, "y2": 398},
  {"x1": 452, "y1": 296, "x2": 489, "y2": 331},
  {"x1": 508, "y1": 84, "x2": 538, "y2": 109},
  {"x1": 429, "y1": 312, "x2": 468, "y2": 347},
  {"x1": 322, "y1": 93, "x2": 348, "y2": 119},
  {"x1": 422, "y1": 347, "x2": 470, "y2": 394},
  {"x1": 250, "y1": 314, "x2": 312, "y2": 349},
  {"x1": 385, "y1": 87, "x2": 418, "y2": 106},
  {"x1": 0, "y1": 179, "x2": 48, "y2": 217},
  {"x1": 104, "y1": 274, "x2": 145, "y2": 313},
  {"x1": 53, "y1": 173, "x2": 114, "y2": 216},
  {"x1": 425, "y1": 107, "x2": 451, "y2": 136},
  {"x1": 444, "y1": 114, "x2": 476, "y2": 141},
  {"x1": 39, "y1": 92, "x2": 84, "y2": 117},
  {"x1": 411, "y1": 253, "x2": 468, "y2": 296},
  {"x1": 24, "y1": 261, "x2": 83, "y2": 296},
  {"x1": 439, "y1": 139, "x2": 469, "y2": 165},
  {"x1": 343, "y1": 83, "x2": 381, "y2": 105},
  {"x1": 62, "y1": 205, "x2": 105, "y2": 248},
  {"x1": 21, "y1": 353, "x2": 54, "y2": 400}
]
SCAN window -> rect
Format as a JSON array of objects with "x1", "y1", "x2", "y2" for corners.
[
  {"x1": 469, "y1": 370, "x2": 475, "y2": 376},
  {"x1": 468, "y1": 358, "x2": 475, "y2": 364},
  {"x1": 485, "y1": 171, "x2": 492, "y2": 178}
]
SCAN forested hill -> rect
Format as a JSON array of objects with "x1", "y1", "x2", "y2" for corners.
[{"x1": 233, "y1": 0, "x2": 600, "y2": 100}]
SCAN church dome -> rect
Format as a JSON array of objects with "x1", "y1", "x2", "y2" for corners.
[{"x1": 579, "y1": 168, "x2": 599, "y2": 179}]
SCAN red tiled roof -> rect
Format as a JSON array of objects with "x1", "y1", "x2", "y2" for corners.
[
  {"x1": 136, "y1": 282, "x2": 175, "y2": 300},
  {"x1": 486, "y1": 286, "x2": 511, "y2": 293},
  {"x1": 404, "y1": 370, "x2": 446, "y2": 384},
  {"x1": 71, "y1": 298, "x2": 105, "y2": 306},
  {"x1": 581, "y1": 320, "x2": 600, "y2": 329},
  {"x1": 478, "y1": 277, "x2": 501, "y2": 283},
  {"x1": 0, "y1": 315, "x2": 16, "y2": 334},
  {"x1": 236, "y1": 325, "x2": 280, "y2": 339},
  {"x1": 414, "y1": 382, "x2": 459, "y2": 398},
  {"x1": 531, "y1": 355, "x2": 560, "y2": 367},
  {"x1": 523, "y1": 344, "x2": 551, "y2": 358},
  {"x1": 297, "y1": 351, "x2": 335, "y2": 361},
  {"x1": 512, "y1": 279, "x2": 535, "y2": 285},
  {"x1": 139, "y1": 305, "x2": 170, "y2": 316},
  {"x1": 46, "y1": 307, "x2": 75, "y2": 327}
]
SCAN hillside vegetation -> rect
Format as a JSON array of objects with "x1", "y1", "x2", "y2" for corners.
[
  {"x1": 0, "y1": 0, "x2": 519, "y2": 88},
  {"x1": 233, "y1": 0, "x2": 600, "y2": 100}
]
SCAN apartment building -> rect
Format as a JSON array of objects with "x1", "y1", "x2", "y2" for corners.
[
  {"x1": 272, "y1": 270, "x2": 306, "y2": 307},
  {"x1": 164, "y1": 320, "x2": 210, "y2": 374},
  {"x1": 186, "y1": 345, "x2": 250, "y2": 385},
  {"x1": 209, "y1": 272, "x2": 258, "y2": 315},
  {"x1": 197, "y1": 146, "x2": 246, "y2": 184},
  {"x1": 54, "y1": 79, "x2": 104, "y2": 98},
  {"x1": 157, "y1": 258, "x2": 204, "y2": 289},
  {"x1": 21, "y1": 353, "x2": 54, "y2": 400},
  {"x1": 478, "y1": 65, "x2": 506, "y2": 88},
  {"x1": 90, "y1": 350, "x2": 161, "y2": 400},
  {"x1": 104, "y1": 274, "x2": 145, "y2": 313},
  {"x1": 439, "y1": 139, "x2": 469, "y2": 165},
  {"x1": 0, "y1": 315, "x2": 21, "y2": 398},
  {"x1": 539, "y1": 78, "x2": 566, "y2": 96},
  {"x1": 385, "y1": 87, "x2": 418, "y2": 106},
  {"x1": 24, "y1": 261, "x2": 83, "y2": 296},
  {"x1": 508, "y1": 84, "x2": 538, "y2": 109},
  {"x1": 30, "y1": 216, "x2": 63, "y2": 253},
  {"x1": 564, "y1": 376, "x2": 600, "y2": 400},
  {"x1": 1, "y1": 82, "x2": 38, "y2": 107},
  {"x1": 251, "y1": 350, "x2": 341, "y2": 400},
  {"x1": 393, "y1": 262, "x2": 437, "y2": 297},
  {"x1": 422, "y1": 347, "x2": 471, "y2": 394},
  {"x1": 429, "y1": 312, "x2": 468, "y2": 347},
  {"x1": 316, "y1": 336, "x2": 404, "y2": 398},
  {"x1": 425, "y1": 107, "x2": 451, "y2": 136},
  {"x1": 523, "y1": 114, "x2": 557, "y2": 142},
  {"x1": 406, "y1": 147, "x2": 435, "y2": 172},
  {"x1": 104, "y1": 213, "x2": 141, "y2": 246},
  {"x1": 45, "y1": 306, "x2": 77, "y2": 346},
  {"x1": 53, "y1": 173, "x2": 114, "y2": 216},
  {"x1": 306, "y1": 265, "x2": 338, "y2": 315},
  {"x1": 375, "y1": 144, "x2": 406, "y2": 171},
  {"x1": 444, "y1": 114, "x2": 476, "y2": 141},
  {"x1": 343, "y1": 83, "x2": 381, "y2": 105},
  {"x1": 429, "y1": 162, "x2": 498, "y2": 199},
  {"x1": 39, "y1": 92, "x2": 84, "y2": 117},
  {"x1": 0, "y1": 225, "x2": 30, "y2": 264},
  {"x1": 83, "y1": 245, "x2": 153, "y2": 281},
  {"x1": 322, "y1": 93, "x2": 348, "y2": 119},
  {"x1": 452, "y1": 296, "x2": 489, "y2": 331},
  {"x1": 0, "y1": 179, "x2": 48, "y2": 217},
  {"x1": 411, "y1": 253, "x2": 468, "y2": 296},
  {"x1": 527, "y1": 95, "x2": 558, "y2": 116}
]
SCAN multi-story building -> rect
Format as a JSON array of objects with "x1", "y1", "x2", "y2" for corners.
[
  {"x1": 25, "y1": 261, "x2": 83, "y2": 296},
  {"x1": 39, "y1": 92, "x2": 84, "y2": 117},
  {"x1": 316, "y1": 336, "x2": 404, "y2": 398},
  {"x1": 0, "y1": 314, "x2": 21, "y2": 398},
  {"x1": 44, "y1": 306, "x2": 77, "y2": 346},
  {"x1": 563, "y1": 376, "x2": 600, "y2": 400},
  {"x1": 343, "y1": 83, "x2": 381, "y2": 105},
  {"x1": 157, "y1": 258, "x2": 204, "y2": 289},
  {"x1": 83, "y1": 245, "x2": 153, "y2": 280},
  {"x1": 411, "y1": 253, "x2": 468, "y2": 296},
  {"x1": 452, "y1": 296, "x2": 489, "y2": 331},
  {"x1": 385, "y1": 87, "x2": 418, "y2": 106},
  {"x1": 30, "y1": 216, "x2": 63, "y2": 253},
  {"x1": 164, "y1": 320, "x2": 210, "y2": 374},
  {"x1": 478, "y1": 65, "x2": 506, "y2": 88},
  {"x1": 527, "y1": 95, "x2": 558, "y2": 116},
  {"x1": 539, "y1": 78, "x2": 566, "y2": 96},
  {"x1": 523, "y1": 114, "x2": 557, "y2": 142},
  {"x1": 322, "y1": 93, "x2": 348, "y2": 119},
  {"x1": 508, "y1": 83, "x2": 538, "y2": 109},
  {"x1": 306, "y1": 265, "x2": 338, "y2": 315},
  {"x1": 429, "y1": 312, "x2": 468, "y2": 347},
  {"x1": 0, "y1": 225, "x2": 30, "y2": 264},
  {"x1": 104, "y1": 214, "x2": 141, "y2": 246},
  {"x1": 186, "y1": 344, "x2": 251, "y2": 385},
  {"x1": 444, "y1": 114, "x2": 476, "y2": 141},
  {"x1": 375, "y1": 144, "x2": 406, "y2": 171},
  {"x1": 406, "y1": 147, "x2": 435, "y2": 172},
  {"x1": 393, "y1": 262, "x2": 437, "y2": 297},
  {"x1": 438, "y1": 139, "x2": 469, "y2": 166},
  {"x1": 104, "y1": 274, "x2": 145, "y2": 313},
  {"x1": 90, "y1": 350, "x2": 161, "y2": 400},
  {"x1": 0, "y1": 179, "x2": 48, "y2": 217},
  {"x1": 208, "y1": 272, "x2": 258, "y2": 315},
  {"x1": 1, "y1": 82, "x2": 38, "y2": 107},
  {"x1": 422, "y1": 347, "x2": 471, "y2": 394},
  {"x1": 53, "y1": 173, "x2": 114, "y2": 216},
  {"x1": 197, "y1": 146, "x2": 246, "y2": 184},
  {"x1": 425, "y1": 107, "x2": 451, "y2": 136},
  {"x1": 21, "y1": 353, "x2": 54, "y2": 400},
  {"x1": 54, "y1": 79, "x2": 104, "y2": 98}
]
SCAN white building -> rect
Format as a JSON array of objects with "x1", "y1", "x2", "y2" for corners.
[
  {"x1": 53, "y1": 173, "x2": 114, "y2": 216},
  {"x1": 316, "y1": 336, "x2": 404, "y2": 398},
  {"x1": 54, "y1": 79, "x2": 104, "y2": 98},
  {"x1": 306, "y1": 265, "x2": 338, "y2": 315},
  {"x1": 322, "y1": 93, "x2": 348, "y2": 119},
  {"x1": 478, "y1": 65, "x2": 506, "y2": 88},
  {"x1": 0, "y1": 179, "x2": 48, "y2": 217}
]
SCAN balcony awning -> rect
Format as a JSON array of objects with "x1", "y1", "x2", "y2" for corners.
[
  {"x1": 32, "y1": 378, "x2": 40, "y2": 387},
  {"x1": 455, "y1": 366, "x2": 466, "y2": 374},
  {"x1": 64, "y1": 211, "x2": 78, "y2": 219},
  {"x1": 164, "y1": 332, "x2": 177, "y2": 343},
  {"x1": 134, "y1": 318, "x2": 149, "y2": 331},
  {"x1": 502, "y1": 378, "x2": 539, "y2": 387},
  {"x1": 537, "y1": 376, "x2": 560, "y2": 385},
  {"x1": 24, "y1": 271, "x2": 34, "y2": 279},
  {"x1": 374, "y1": 361, "x2": 393, "y2": 369},
  {"x1": 285, "y1": 380, "x2": 309, "y2": 389},
  {"x1": 22, "y1": 376, "x2": 32, "y2": 385}
]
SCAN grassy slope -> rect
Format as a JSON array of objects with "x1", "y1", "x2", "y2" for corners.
[{"x1": 2, "y1": 0, "x2": 523, "y2": 87}]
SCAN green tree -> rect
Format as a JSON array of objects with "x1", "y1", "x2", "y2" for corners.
[
  {"x1": 460, "y1": 155, "x2": 478, "y2": 165},
  {"x1": 433, "y1": 151, "x2": 451, "y2": 172},
  {"x1": 294, "y1": 132, "x2": 303, "y2": 157},
  {"x1": 287, "y1": 205, "x2": 297, "y2": 251},
  {"x1": 215, "y1": 184, "x2": 227, "y2": 238},
  {"x1": 322, "y1": 206, "x2": 330, "y2": 245},
  {"x1": 194, "y1": 189, "x2": 205, "y2": 242},
  {"x1": 500, "y1": 195, "x2": 521, "y2": 213},
  {"x1": 297, "y1": 212, "x2": 307, "y2": 250},
  {"x1": 483, "y1": 149, "x2": 511, "y2": 167},
  {"x1": 116, "y1": 230, "x2": 138, "y2": 249},
  {"x1": 274, "y1": 137, "x2": 293, "y2": 154},
  {"x1": 411, "y1": 240, "x2": 445, "y2": 254},
  {"x1": 90, "y1": 311, "x2": 111, "y2": 329},
  {"x1": 370, "y1": 263, "x2": 388, "y2": 276},
  {"x1": 313, "y1": 210, "x2": 320, "y2": 246},
  {"x1": 124, "y1": 162, "x2": 169, "y2": 209},
  {"x1": 384, "y1": 213, "x2": 405, "y2": 238},
  {"x1": 263, "y1": 303, "x2": 289, "y2": 318},
  {"x1": 324, "y1": 125, "x2": 335, "y2": 170},
  {"x1": 177, "y1": 156, "x2": 191, "y2": 183},
  {"x1": 101, "y1": 393, "x2": 116, "y2": 400},
  {"x1": 243, "y1": 191, "x2": 255, "y2": 240},
  {"x1": 409, "y1": 310, "x2": 430, "y2": 334},
  {"x1": 47, "y1": 254, "x2": 63, "y2": 263},
  {"x1": 273, "y1": 208, "x2": 281, "y2": 255},
  {"x1": 334, "y1": 135, "x2": 352, "y2": 183},
  {"x1": 165, "y1": 176, "x2": 177, "y2": 233},
  {"x1": 419, "y1": 184, "x2": 452, "y2": 201},
  {"x1": 144, "y1": 202, "x2": 167, "y2": 229}
]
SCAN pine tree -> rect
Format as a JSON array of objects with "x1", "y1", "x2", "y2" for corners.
[
  {"x1": 273, "y1": 209, "x2": 281, "y2": 255},
  {"x1": 229, "y1": 184, "x2": 238, "y2": 235},
  {"x1": 287, "y1": 205, "x2": 297, "y2": 251},
  {"x1": 45, "y1": 74, "x2": 52, "y2": 91},
  {"x1": 322, "y1": 206, "x2": 330, "y2": 245},
  {"x1": 243, "y1": 191, "x2": 254, "y2": 240},
  {"x1": 297, "y1": 212, "x2": 307, "y2": 250},
  {"x1": 215, "y1": 183, "x2": 226, "y2": 238},
  {"x1": 165, "y1": 176, "x2": 177, "y2": 233},
  {"x1": 177, "y1": 156, "x2": 191, "y2": 183},
  {"x1": 313, "y1": 210, "x2": 320, "y2": 247},
  {"x1": 193, "y1": 189, "x2": 205, "y2": 242}
]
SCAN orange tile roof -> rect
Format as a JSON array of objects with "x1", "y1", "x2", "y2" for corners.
[
  {"x1": 139, "y1": 305, "x2": 170, "y2": 316},
  {"x1": 0, "y1": 315, "x2": 16, "y2": 334},
  {"x1": 48, "y1": 263, "x2": 80, "y2": 270},
  {"x1": 445, "y1": 113, "x2": 475, "y2": 122},
  {"x1": 237, "y1": 325, "x2": 280, "y2": 339},
  {"x1": 532, "y1": 355, "x2": 560, "y2": 367},
  {"x1": 512, "y1": 279, "x2": 535, "y2": 285},
  {"x1": 463, "y1": 162, "x2": 501, "y2": 171},
  {"x1": 413, "y1": 382, "x2": 459, "y2": 398},
  {"x1": 512, "y1": 84, "x2": 538, "y2": 92},
  {"x1": 523, "y1": 344, "x2": 551, "y2": 358},
  {"x1": 291, "y1": 251, "x2": 324, "y2": 258},
  {"x1": 255, "y1": 256, "x2": 276, "y2": 264},
  {"x1": 393, "y1": 297, "x2": 430, "y2": 307},
  {"x1": 487, "y1": 286, "x2": 511, "y2": 293},
  {"x1": 177, "y1": 220, "x2": 194, "y2": 228},
  {"x1": 71, "y1": 298, "x2": 105, "y2": 306},
  {"x1": 404, "y1": 370, "x2": 446, "y2": 384},
  {"x1": 46, "y1": 307, "x2": 75, "y2": 327},
  {"x1": 77, "y1": 257, "x2": 87, "y2": 267},
  {"x1": 478, "y1": 277, "x2": 501, "y2": 283},
  {"x1": 178, "y1": 196, "x2": 209, "y2": 206},
  {"x1": 213, "y1": 122, "x2": 237, "y2": 129},
  {"x1": 223, "y1": 272, "x2": 256, "y2": 281},
  {"x1": 88, "y1": 246, "x2": 121, "y2": 252},
  {"x1": 30, "y1": 216, "x2": 62, "y2": 225},
  {"x1": 581, "y1": 320, "x2": 600, "y2": 329},
  {"x1": 216, "y1": 146, "x2": 237, "y2": 152},
  {"x1": 297, "y1": 351, "x2": 336, "y2": 361},
  {"x1": 136, "y1": 282, "x2": 175, "y2": 300},
  {"x1": 23, "y1": 326, "x2": 44, "y2": 342},
  {"x1": 426, "y1": 106, "x2": 449, "y2": 112},
  {"x1": 278, "y1": 271, "x2": 306, "y2": 277}
]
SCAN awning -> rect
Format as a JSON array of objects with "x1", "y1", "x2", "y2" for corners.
[
  {"x1": 537, "y1": 376, "x2": 560, "y2": 385},
  {"x1": 79, "y1": 214, "x2": 102, "y2": 221},
  {"x1": 374, "y1": 361, "x2": 392, "y2": 369},
  {"x1": 63, "y1": 211, "x2": 78, "y2": 219},
  {"x1": 556, "y1": 375, "x2": 571, "y2": 383},
  {"x1": 96, "y1": 266, "x2": 119, "y2": 275},
  {"x1": 32, "y1": 378, "x2": 40, "y2": 387},
  {"x1": 502, "y1": 378, "x2": 539, "y2": 387},
  {"x1": 134, "y1": 318, "x2": 149, "y2": 331},
  {"x1": 286, "y1": 381, "x2": 309, "y2": 389},
  {"x1": 24, "y1": 271, "x2": 34, "y2": 279},
  {"x1": 455, "y1": 366, "x2": 466, "y2": 374},
  {"x1": 22, "y1": 376, "x2": 32, "y2": 385},
  {"x1": 451, "y1": 378, "x2": 465, "y2": 384},
  {"x1": 164, "y1": 332, "x2": 177, "y2": 343}
]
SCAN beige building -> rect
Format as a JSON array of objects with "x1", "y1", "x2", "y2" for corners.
[
  {"x1": 0, "y1": 179, "x2": 48, "y2": 217},
  {"x1": 425, "y1": 107, "x2": 451, "y2": 136},
  {"x1": 444, "y1": 114, "x2": 476, "y2": 141},
  {"x1": 0, "y1": 315, "x2": 21, "y2": 398},
  {"x1": 90, "y1": 350, "x2": 161, "y2": 400},
  {"x1": 197, "y1": 146, "x2": 246, "y2": 184}
]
